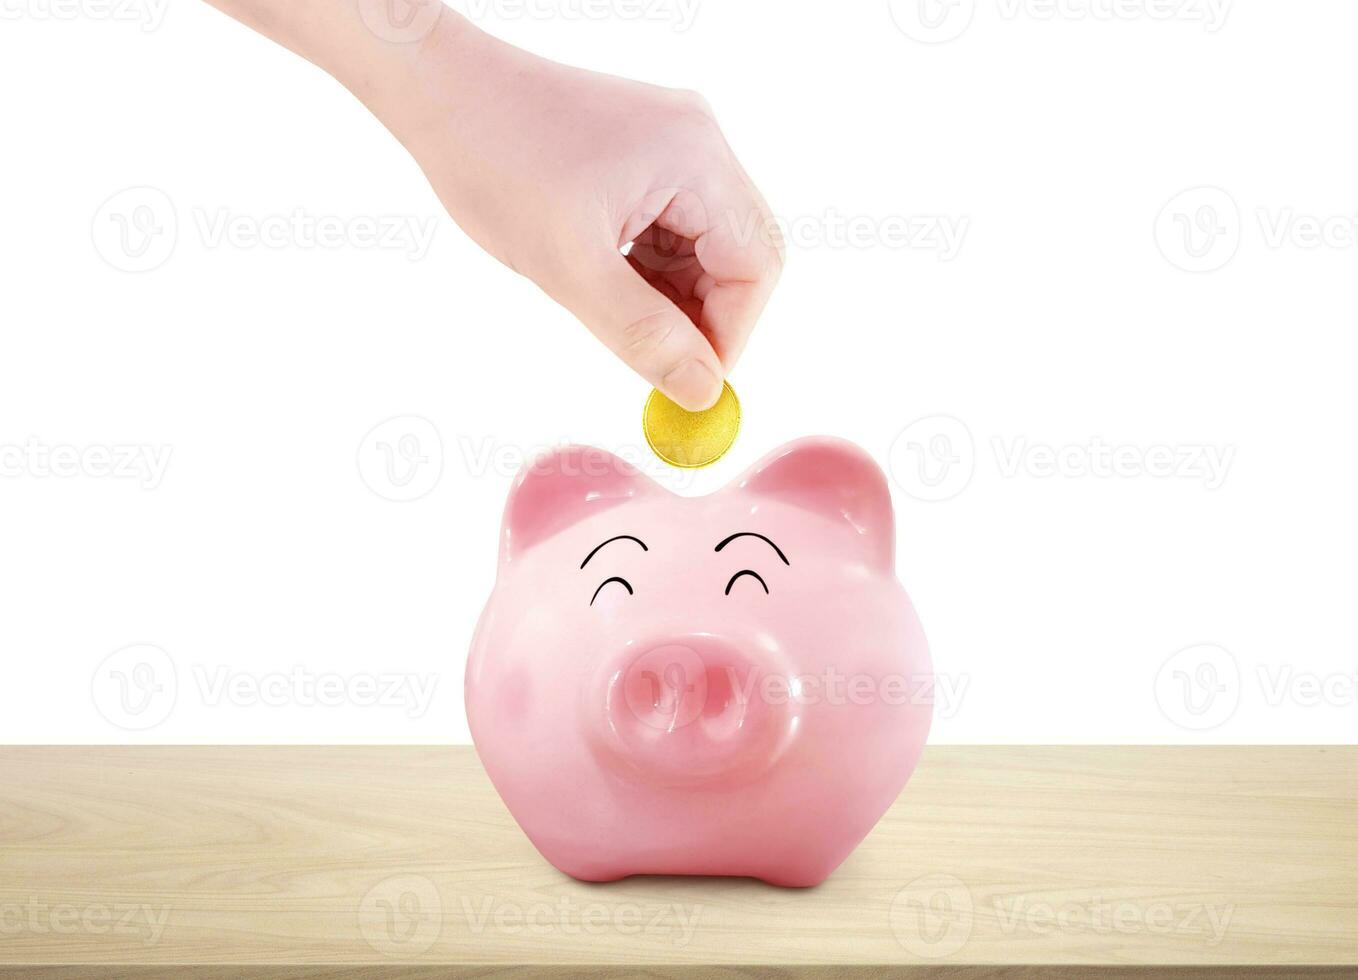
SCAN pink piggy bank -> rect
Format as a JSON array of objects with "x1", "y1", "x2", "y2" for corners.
[{"x1": 466, "y1": 437, "x2": 932, "y2": 887}]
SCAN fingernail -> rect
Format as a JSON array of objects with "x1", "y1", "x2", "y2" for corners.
[{"x1": 663, "y1": 360, "x2": 722, "y2": 412}]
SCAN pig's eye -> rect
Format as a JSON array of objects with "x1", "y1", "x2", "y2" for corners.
[
  {"x1": 724, "y1": 569, "x2": 769, "y2": 596},
  {"x1": 590, "y1": 576, "x2": 634, "y2": 606}
]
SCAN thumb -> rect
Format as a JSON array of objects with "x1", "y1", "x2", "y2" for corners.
[{"x1": 561, "y1": 253, "x2": 724, "y2": 412}]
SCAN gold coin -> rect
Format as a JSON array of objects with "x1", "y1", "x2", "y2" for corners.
[{"x1": 643, "y1": 381, "x2": 741, "y2": 469}]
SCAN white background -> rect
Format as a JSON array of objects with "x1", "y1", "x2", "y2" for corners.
[{"x1": 2, "y1": 0, "x2": 1355, "y2": 743}]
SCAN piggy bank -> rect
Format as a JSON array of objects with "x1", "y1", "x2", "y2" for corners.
[{"x1": 466, "y1": 437, "x2": 931, "y2": 887}]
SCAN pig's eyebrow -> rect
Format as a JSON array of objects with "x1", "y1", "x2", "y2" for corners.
[
  {"x1": 714, "y1": 532, "x2": 790, "y2": 566},
  {"x1": 580, "y1": 535, "x2": 648, "y2": 569}
]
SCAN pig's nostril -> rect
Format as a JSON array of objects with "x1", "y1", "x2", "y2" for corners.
[
  {"x1": 619, "y1": 644, "x2": 709, "y2": 732},
  {"x1": 701, "y1": 664, "x2": 741, "y2": 719},
  {"x1": 700, "y1": 667, "x2": 752, "y2": 741}
]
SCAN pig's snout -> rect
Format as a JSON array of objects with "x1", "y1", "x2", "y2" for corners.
[{"x1": 595, "y1": 638, "x2": 796, "y2": 786}]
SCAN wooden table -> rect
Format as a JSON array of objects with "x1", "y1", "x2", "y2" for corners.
[{"x1": 1, "y1": 746, "x2": 1354, "y2": 978}]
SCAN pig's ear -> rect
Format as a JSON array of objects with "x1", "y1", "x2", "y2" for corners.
[
  {"x1": 731, "y1": 437, "x2": 895, "y2": 569},
  {"x1": 501, "y1": 446, "x2": 660, "y2": 565}
]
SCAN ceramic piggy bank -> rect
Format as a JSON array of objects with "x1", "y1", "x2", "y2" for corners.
[{"x1": 466, "y1": 437, "x2": 931, "y2": 886}]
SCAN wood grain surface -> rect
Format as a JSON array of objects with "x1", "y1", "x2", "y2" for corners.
[{"x1": 1, "y1": 746, "x2": 1355, "y2": 978}]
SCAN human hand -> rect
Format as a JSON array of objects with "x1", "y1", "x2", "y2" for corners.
[{"x1": 379, "y1": 16, "x2": 784, "y2": 410}]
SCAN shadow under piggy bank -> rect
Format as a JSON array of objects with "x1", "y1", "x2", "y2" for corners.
[{"x1": 466, "y1": 436, "x2": 932, "y2": 888}]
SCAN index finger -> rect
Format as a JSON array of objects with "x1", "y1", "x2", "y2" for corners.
[{"x1": 654, "y1": 179, "x2": 784, "y2": 372}]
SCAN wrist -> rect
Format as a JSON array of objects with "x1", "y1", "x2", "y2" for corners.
[{"x1": 334, "y1": 5, "x2": 486, "y2": 150}]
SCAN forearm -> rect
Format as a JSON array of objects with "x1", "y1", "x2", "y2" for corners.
[
  {"x1": 198, "y1": 0, "x2": 780, "y2": 409},
  {"x1": 199, "y1": 0, "x2": 486, "y2": 146}
]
